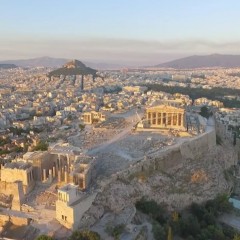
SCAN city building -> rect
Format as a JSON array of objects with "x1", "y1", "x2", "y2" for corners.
[
  {"x1": 56, "y1": 184, "x2": 96, "y2": 230},
  {"x1": 82, "y1": 111, "x2": 107, "y2": 124}
]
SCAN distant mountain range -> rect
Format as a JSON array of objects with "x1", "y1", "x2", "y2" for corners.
[
  {"x1": 0, "y1": 57, "x2": 67, "y2": 68},
  {"x1": 0, "y1": 57, "x2": 122, "y2": 70},
  {"x1": 2, "y1": 54, "x2": 240, "y2": 70},
  {"x1": 0, "y1": 64, "x2": 17, "y2": 69},
  {"x1": 154, "y1": 54, "x2": 240, "y2": 69}
]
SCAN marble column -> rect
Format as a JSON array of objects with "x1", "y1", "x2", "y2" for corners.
[
  {"x1": 181, "y1": 114, "x2": 184, "y2": 127},
  {"x1": 178, "y1": 113, "x2": 182, "y2": 126},
  {"x1": 64, "y1": 165, "x2": 68, "y2": 183},
  {"x1": 64, "y1": 171, "x2": 68, "y2": 183},
  {"x1": 53, "y1": 166, "x2": 56, "y2": 178},
  {"x1": 161, "y1": 113, "x2": 164, "y2": 127},
  {"x1": 43, "y1": 169, "x2": 47, "y2": 182},
  {"x1": 58, "y1": 170, "x2": 61, "y2": 182},
  {"x1": 49, "y1": 169, "x2": 53, "y2": 182},
  {"x1": 67, "y1": 155, "x2": 70, "y2": 172}
]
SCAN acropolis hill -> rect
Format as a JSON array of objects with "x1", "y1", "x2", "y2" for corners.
[{"x1": 81, "y1": 118, "x2": 238, "y2": 228}]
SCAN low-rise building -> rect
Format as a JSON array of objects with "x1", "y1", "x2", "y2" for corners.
[
  {"x1": 82, "y1": 111, "x2": 107, "y2": 124},
  {"x1": 56, "y1": 184, "x2": 96, "y2": 230},
  {"x1": 123, "y1": 85, "x2": 148, "y2": 93}
]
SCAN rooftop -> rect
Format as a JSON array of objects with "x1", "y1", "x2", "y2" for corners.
[
  {"x1": 23, "y1": 151, "x2": 50, "y2": 161},
  {"x1": 49, "y1": 144, "x2": 81, "y2": 155},
  {"x1": 4, "y1": 161, "x2": 31, "y2": 170}
]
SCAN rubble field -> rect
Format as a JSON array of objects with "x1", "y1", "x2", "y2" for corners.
[{"x1": 92, "y1": 132, "x2": 178, "y2": 178}]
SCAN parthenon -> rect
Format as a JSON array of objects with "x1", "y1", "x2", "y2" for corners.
[{"x1": 143, "y1": 105, "x2": 186, "y2": 130}]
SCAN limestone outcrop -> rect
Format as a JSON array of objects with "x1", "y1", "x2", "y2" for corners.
[{"x1": 82, "y1": 127, "x2": 238, "y2": 227}]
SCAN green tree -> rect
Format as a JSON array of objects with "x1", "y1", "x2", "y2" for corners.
[
  {"x1": 35, "y1": 235, "x2": 53, "y2": 240},
  {"x1": 152, "y1": 221, "x2": 167, "y2": 240},
  {"x1": 206, "y1": 225, "x2": 225, "y2": 240},
  {"x1": 214, "y1": 194, "x2": 233, "y2": 214},
  {"x1": 205, "y1": 194, "x2": 232, "y2": 216},
  {"x1": 68, "y1": 230, "x2": 100, "y2": 240},
  {"x1": 179, "y1": 215, "x2": 201, "y2": 238},
  {"x1": 135, "y1": 198, "x2": 168, "y2": 224},
  {"x1": 0, "y1": 137, "x2": 10, "y2": 146},
  {"x1": 0, "y1": 149, "x2": 10, "y2": 155},
  {"x1": 190, "y1": 202, "x2": 206, "y2": 221},
  {"x1": 67, "y1": 114, "x2": 73, "y2": 121},
  {"x1": 106, "y1": 224, "x2": 125, "y2": 239},
  {"x1": 233, "y1": 234, "x2": 240, "y2": 240},
  {"x1": 14, "y1": 146, "x2": 24, "y2": 152},
  {"x1": 199, "y1": 106, "x2": 210, "y2": 119},
  {"x1": 33, "y1": 140, "x2": 49, "y2": 151},
  {"x1": 79, "y1": 124, "x2": 85, "y2": 131},
  {"x1": 186, "y1": 236, "x2": 195, "y2": 240},
  {"x1": 203, "y1": 212, "x2": 216, "y2": 225},
  {"x1": 223, "y1": 225, "x2": 236, "y2": 239}
]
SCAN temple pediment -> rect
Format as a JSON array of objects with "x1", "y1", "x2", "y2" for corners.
[{"x1": 146, "y1": 105, "x2": 184, "y2": 113}]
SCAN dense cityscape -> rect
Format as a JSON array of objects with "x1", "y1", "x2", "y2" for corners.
[
  {"x1": 0, "y1": 59, "x2": 239, "y2": 240},
  {"x1": 2, "y1": 1, "x2": 240, "y2": 240}
]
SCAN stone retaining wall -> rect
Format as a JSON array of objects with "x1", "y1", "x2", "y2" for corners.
[
  {"x1": 0, "y1": 181, "x2": 25, "y2": 211},
  {"x1": 116, "y1": 126, "x2": 217, "y2": 180}
]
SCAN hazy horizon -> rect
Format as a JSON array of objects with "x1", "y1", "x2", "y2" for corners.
[{"x1": 1, "y1": 0, "x2": 240, "y2": 65}]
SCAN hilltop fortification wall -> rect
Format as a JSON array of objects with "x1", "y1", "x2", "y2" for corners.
[
  {"x1": 83, "y1": 125, "x2": 238, "y2": 227},
  {"x1": 115, "y1": 127, "x2": 217, "y2": 179},
  {"x1": 0, "y1": 181, "x2": 25, "y2": 211}
]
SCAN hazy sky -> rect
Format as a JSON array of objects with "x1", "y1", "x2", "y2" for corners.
[{"x1": 1, "y1": 0, "x2": 240, "y2": 65}]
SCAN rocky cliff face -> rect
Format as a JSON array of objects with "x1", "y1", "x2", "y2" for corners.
[
  {"x1": 81, "y1": 131, "x2": 237, "y2": 228},
  {"x1": 97, "y1": 144, "x2": 236, "y2": 210},
  {"x1": 77, "y1": 125, "x2": 237, "y2": 231}
]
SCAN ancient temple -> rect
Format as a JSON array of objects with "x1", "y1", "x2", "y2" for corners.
[{"x1": 144, "y1": 105, "x2": 186, "y2": 130}]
